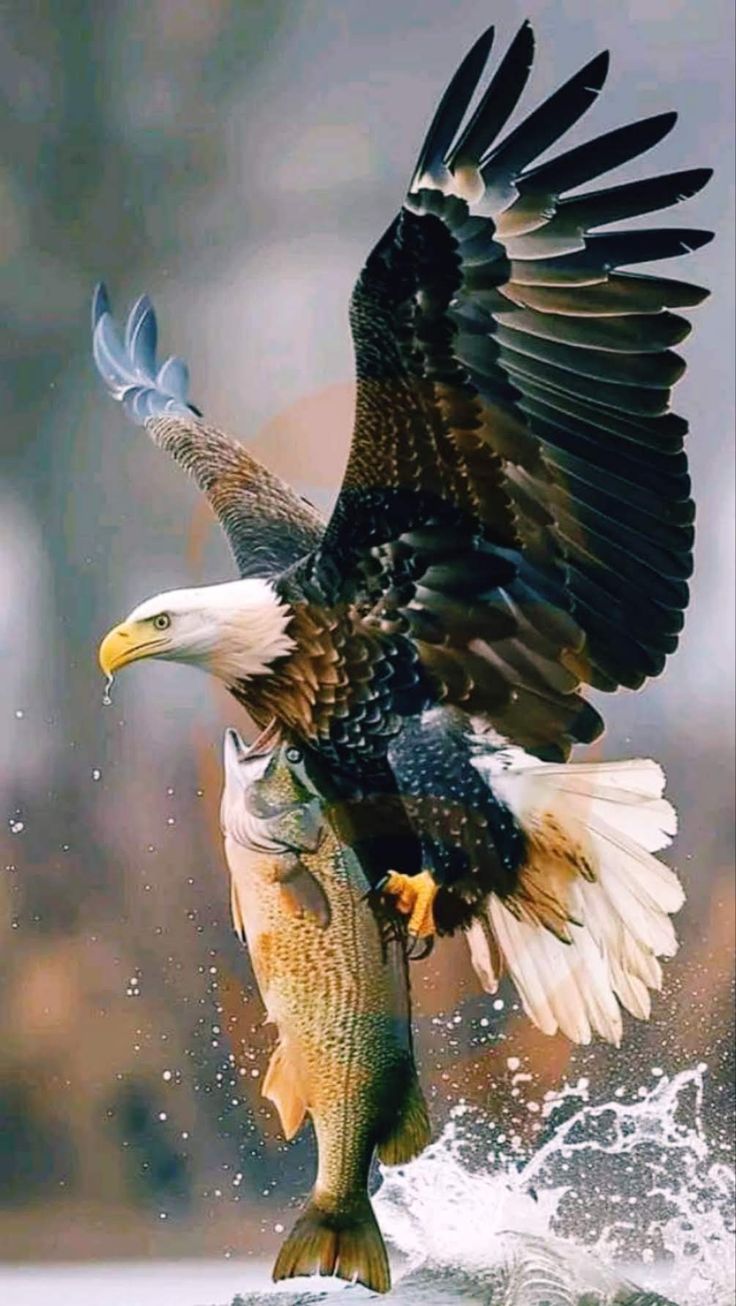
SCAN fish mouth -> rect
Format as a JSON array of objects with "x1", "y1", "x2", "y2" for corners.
[
  {"x1": 223, "y1": 728, "x2": 272, "y2": 788},
  {"x1": 224, "y1": 725, "x2": 279, "y2": 765},
  {"x1": 224, "y1": 727, "x2": 249, "y2": 764}
]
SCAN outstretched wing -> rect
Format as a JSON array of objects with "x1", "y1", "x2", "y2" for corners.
[
  {"x1": 91, "y1": 285, "x2": 325, "y2": 579},
  {"x1": 298, "y1": 22, "x2": 712, "y2": 759}
]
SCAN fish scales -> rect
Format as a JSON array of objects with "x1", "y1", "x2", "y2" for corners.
[{"x1": 220, "y1": 730, "x2": 431, "y2": 1294}]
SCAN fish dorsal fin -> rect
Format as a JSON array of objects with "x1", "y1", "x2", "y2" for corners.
[
  {"x1": 376, "y1": 1069, "x2": 431, "y2": 1166},
  {"x1": 263, "y1": 1043, "x2": 307, "y2": 1140}
]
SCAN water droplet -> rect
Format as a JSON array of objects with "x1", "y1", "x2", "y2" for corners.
[
  {"x1": 162, "y1": 1070, "x2": 172, "y2": 1082},
  {"x1": 9, "y1": 820, "x2": 24, "y2": 835},
  {"x1": 102, "y1": 675, "x2": 114, "y2": 707},
  {"x1": 14, "y1": 709, "x2": 24, "y2": 719},
  {"x1": 91, "y1": 768, "x2": 101, "y2": 782}
]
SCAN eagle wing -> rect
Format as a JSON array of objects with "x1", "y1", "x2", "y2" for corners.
[
  {"x1": 297, "y1": 22, "x2": 712, "y2": 759},
  {"x1": 91, "y1": 284, "x2": 325, "y2": 579}
]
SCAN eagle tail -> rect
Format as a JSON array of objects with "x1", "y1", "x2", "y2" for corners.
[
  {"x1": 467, "y1": 750, "x2": 684, "y2": 1045},
  {"x1": 91, "y1": 283, "x2": 201, "y2": 424}
]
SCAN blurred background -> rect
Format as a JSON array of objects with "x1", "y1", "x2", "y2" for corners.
[{"x1": 0, "y1": 0, "x2": 733, "y2": 1271}]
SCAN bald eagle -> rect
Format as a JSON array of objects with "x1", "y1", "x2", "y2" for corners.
[{"x1": 95, "y1": 23, "x2": 711, "y2": 1044}]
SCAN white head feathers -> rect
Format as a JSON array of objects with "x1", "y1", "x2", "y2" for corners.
[{"x1": 128, "y1": 578, "x2": 296, "y2": 682}]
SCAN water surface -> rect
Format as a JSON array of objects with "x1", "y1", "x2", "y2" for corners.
[{"x1": 1, "y1": 1067, "x2": 731, "y2": 1306}]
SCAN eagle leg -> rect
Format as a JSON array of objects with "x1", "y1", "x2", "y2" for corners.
[{"x1": 382, "y1": 869, "x2": 438, "y2": 951}]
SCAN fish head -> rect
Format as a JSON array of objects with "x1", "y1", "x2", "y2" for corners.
[
  {"x1": 256, "y1": 742, "x2": 316, "y2": 813},
  {"x1": 222, "y1": 729, "x2": 325, "y2": 854}
]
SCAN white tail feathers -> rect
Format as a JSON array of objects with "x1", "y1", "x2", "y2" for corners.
[{"x1": 468, "y1": 751, "x2": 684, "y2": 1046}]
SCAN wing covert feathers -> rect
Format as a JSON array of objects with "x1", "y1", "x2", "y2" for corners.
[
  {"x1": 468, "y1": 752, "x2": 683, "y2": 1044},
  {"x1": 322, "y1": 22, "x2": 711, "y2": 757}
]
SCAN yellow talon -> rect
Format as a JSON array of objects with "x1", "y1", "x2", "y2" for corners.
[{"x1": 382, "y1": 869, "x2": 438, "y2": 939}]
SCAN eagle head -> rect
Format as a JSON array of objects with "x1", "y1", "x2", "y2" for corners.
[{"x1": 98, "y1": 578, "x2": 296, "y2": 686}]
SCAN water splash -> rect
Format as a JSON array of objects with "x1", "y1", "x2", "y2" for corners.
[
  {"x1": 226, "y1": 1065, "x2": 731, "y2": 1303},
  {"x1": 375, "y1": 1065, "x2": 734, "y2": 1306}
]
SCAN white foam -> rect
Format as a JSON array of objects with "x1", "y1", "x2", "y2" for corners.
[{"x1": 375, "y1": 1064, "x2": 734, "y2": 1306}]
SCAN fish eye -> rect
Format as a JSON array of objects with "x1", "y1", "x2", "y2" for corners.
[
  {"x1": 153, "y1": 613, "x2": 171, "y2": 631},
  {"x1": 286, "y1": 746, "x2": 302, "y2": 764}
]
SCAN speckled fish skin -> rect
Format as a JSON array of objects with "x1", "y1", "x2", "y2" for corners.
[{"x1": 221, "y1": 729, "x2": 431, "y2": 1295}]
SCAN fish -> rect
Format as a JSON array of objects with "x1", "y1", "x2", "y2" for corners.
[{"x1": 221, "y1": 728, "x2": 431, "y2": 1295}]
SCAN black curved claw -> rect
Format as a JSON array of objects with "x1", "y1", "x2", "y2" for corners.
[{"x1": 407, "y1": 932, "x2": 435, "y2": 962}]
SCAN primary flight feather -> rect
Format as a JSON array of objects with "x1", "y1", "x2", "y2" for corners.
[{"x1": 94, "y1": 21, "x2": 710, "y2": 1044}]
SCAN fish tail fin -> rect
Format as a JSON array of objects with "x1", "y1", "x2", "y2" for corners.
[
  {"x1": 376, "y1": 1070, "x2": 431, "y2": 1165},
  {"x1": 469, "y1": 750, "x2": 684, "y2": 1045},
  {"x1": 272, "y1": 1193, "x2": 391, "y2": 1294}
]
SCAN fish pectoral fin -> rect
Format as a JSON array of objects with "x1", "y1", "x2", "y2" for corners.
[
  {"x1": 263, "y1": 1043, "x2": 307, "y2": 1140},
  {"x1": 376, "y1": 1069, "x2": 431, "y2": 1166},
  {"x1": 277, "y1": 856, "x2": 331, "y2": 928}
]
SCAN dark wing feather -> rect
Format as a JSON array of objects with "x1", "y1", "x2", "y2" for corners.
[
  {"x1": 296, "y1": 22, "x2": 711, "y2": 759},
  {"x1": 413, "y1": 24, "x2": 497, "y2": 187},
  {"x1": 91, "y1": 287, "x2": 324, "y2": 578}
]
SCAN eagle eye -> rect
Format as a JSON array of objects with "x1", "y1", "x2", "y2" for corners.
[{"x1": 153, "y1": 613, "x2": 171, "y2": 631}]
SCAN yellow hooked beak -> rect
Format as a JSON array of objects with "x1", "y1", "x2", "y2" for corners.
[{"x1": 98, "y1": 622, "x2": 167, "y2": 677}]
